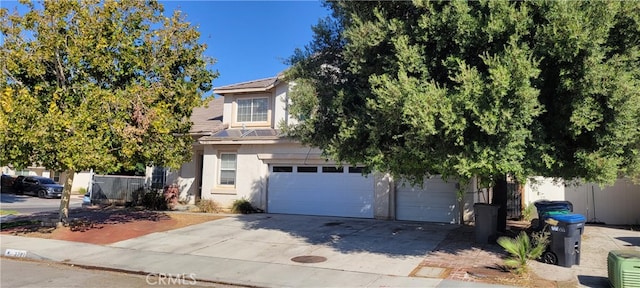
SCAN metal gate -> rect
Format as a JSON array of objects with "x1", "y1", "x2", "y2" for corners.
[
  {"x1": 91, "y1": 175, "x2": 146, "y2": 205},
  {"x1": 506, "y1": 181, "x2": 523, "y2": 220}
]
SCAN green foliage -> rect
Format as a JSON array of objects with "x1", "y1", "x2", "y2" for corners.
[
  {"x1": 0, "y1": 0, "x2": 217, "y2": 222},
  {"x1": 497, "y1": 231, "x2": 549, "y2": 274},
  {"x1": 78, "y1": 187, "x2": 87, "y2": 195},
  {"x1": 286, "y1": 0, "x2": 640, "y2": 186},
  {"x1": 196, "y1": 199, "x2": 220, "y2": 213},
  {"x1": 231, "y1": 198, "x2": 258, "y2": 214},
  {"x1": 1, "y1": 0, "x2": 217, "y2": 173},
  {"x1": 522, "y1": 204, "x2": 535, "y2": 222},
  {"x1": 139, "y1": 189, "x2": 168, "y2": 211}
]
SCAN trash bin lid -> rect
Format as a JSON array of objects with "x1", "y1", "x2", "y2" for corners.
[
  {"x1": 609, "y1": 250, "x2": 640, "y2": 259},
  {"x1": 550, "y1": 213, "x2": 586, "y2": 223},
  {"x1": 535, "y1": 201, "x2": 572, "y2": 212}
]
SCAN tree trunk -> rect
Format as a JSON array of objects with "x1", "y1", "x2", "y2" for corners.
[
  {"x1": 491, "y1": 174, "x2": 508, "y2": 232},
  {"x1": 58, "y1": 169, "x2": 75, "y2": 225}
]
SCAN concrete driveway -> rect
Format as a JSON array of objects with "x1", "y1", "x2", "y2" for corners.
[
  {"x1": 530, "y1": 224, "x2": 640, "y2": 287},
  {"x1": 109, "y1": 214, "x2": 458, "y2": 277}
]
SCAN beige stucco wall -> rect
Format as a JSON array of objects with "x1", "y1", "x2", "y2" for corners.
[
  {"x1": 273, "y1": 83, "x2": 289, "y2": 129},
  {"x1": 462, "y1": 179, "x2": 480, "y2": 224},
  {"x1": 374, "y1": 173, "x2": 393, "y2": 220},
  {"x1": 69, "y1": 172, "x2": 92, "y2": 193},
  {"x1": 524, "y1": 176, "x2": 640, "y2": 225},
  {"x1": 175, "y1": 155, "x2": 197, "y2": 204},
  {"x1": 524, "y1": 177, "x2": 566, "y2": 204}
]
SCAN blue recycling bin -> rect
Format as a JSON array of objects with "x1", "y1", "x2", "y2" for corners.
[{"x1": 541, "y1": 213, "x2": 586, "y2": 267}]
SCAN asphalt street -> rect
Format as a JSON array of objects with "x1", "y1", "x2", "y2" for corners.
[
  {"x1": 0, "y1": 193, "x2": 83, "y2": 215},
  {"x1": 0, "y1": 257, "x2": 233, "y2": 288}
]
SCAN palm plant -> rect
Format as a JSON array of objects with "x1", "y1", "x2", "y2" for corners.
[{"x1": 497, "y1": 231, "x2": 549, "y2": 274}]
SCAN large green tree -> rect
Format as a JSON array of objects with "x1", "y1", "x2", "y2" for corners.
[
  {"x1": 286, "y1": 0, "x2": 640, "y2": 225},
  {"x1": 0, "y1": 0, "x2": 217, "y2": 223}
]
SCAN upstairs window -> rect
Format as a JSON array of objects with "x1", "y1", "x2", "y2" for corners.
[{"x1": 237, "y1": 98, "x2": 268, "y2": 122}]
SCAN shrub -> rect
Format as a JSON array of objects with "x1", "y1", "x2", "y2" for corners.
[
  {"x1": 497, "y1": 230, "x2": 549, "y2": 274},
  {"x1": 196, "y1": 199, "x2": 220, "y2": 213},
  {"x1": 78, "y1": 187, "x2": 87, "y2": 195},
  {"x1": 140, "y1": 189, "x2": 168, "y2": 211},
  {"x1": 231, "y1": 198, "x2": 258, "y2": 214},
  {"x1": 522, "y1": 204, "x2": 535, "y2": 222}
]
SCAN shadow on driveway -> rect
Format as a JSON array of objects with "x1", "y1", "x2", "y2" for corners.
[
  {"x1": 578, "y1": 275, "x2": 609, "y2": 287},
  {"x1": 616, "y1": 236, "x2": 640, "y2": 247},
  {"x1": 234, "y1": 213, "x2": 458, "y2": 257}
]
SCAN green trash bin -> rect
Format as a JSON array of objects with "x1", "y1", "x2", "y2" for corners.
[{"x1": 608, "y1": 250, "x2": 640, "y2": 288}]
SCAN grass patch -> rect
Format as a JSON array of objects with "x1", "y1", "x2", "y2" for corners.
[{"x1": 0, "y1": 209, "x2": 19, "y2": 216}]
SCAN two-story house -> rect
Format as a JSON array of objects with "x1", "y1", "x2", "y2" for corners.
[
  {"x1": 172, "y1": 74, "x2": 478, "y2": 223},
  {"x1": 169, "y1": 73, "x2": 640, "y2": 225}
]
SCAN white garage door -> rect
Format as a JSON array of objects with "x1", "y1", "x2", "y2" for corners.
[
  {"x1": 268, "y1": 165, "x2": 374, "y2": 218},
  {"x1": 396, "y1": 176, "x2": 459, "y2": 223}
]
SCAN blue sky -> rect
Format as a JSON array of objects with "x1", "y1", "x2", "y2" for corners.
[
  {"x1": 2, "y1": 0, "x2": 331, "y2": 91},
  {"x1": 160, "y1": 1, "x2": 331, "y2": 89}
]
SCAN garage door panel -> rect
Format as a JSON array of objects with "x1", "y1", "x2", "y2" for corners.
[
  {"x1": 268, "y1": 166, "x2": 374, "y2": 218},
  {"x1": 398, "y1": 206, "x2": 456, "y2": 223},
  {"x1": 396, "y1": 177, "x2": 459, "y2": 223},
  {"x1": 397, "y1": 191, "x2": 454, "y2": 201}
]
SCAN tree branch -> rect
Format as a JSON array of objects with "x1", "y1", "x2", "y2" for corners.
[{"x1": 2, "y1": 67, "x2": 24, "y2": 86}]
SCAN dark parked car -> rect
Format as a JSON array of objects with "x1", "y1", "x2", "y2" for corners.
[
  {"x1": 12, "y1": 176, "x2": 63, "y2": 198},
  {"x1": 1, "y1": 174, "x2": 16, "y2": 193}
]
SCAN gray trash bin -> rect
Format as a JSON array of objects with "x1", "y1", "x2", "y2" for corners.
[
  {"x1": 542, "y1": 213, "x2": 586, "y2": 267},
  {"x1": 474, "y1": 203, "x2": 499, "y2": 244}
]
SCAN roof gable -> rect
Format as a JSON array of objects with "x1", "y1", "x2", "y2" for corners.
[
  {"x1": 214, "y1": 76, "x2": 279, "y2": 95},
  {"x1": 190, "y1": 97, "x2": 225, "y2": 135}
]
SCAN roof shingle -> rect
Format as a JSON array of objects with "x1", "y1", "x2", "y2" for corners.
[
  {"x1": 214, "y1": 76, "x2": 278, "y2": 94},
  {"x1": 190, "y1": 97, "x2": 225, "y2": 135}
]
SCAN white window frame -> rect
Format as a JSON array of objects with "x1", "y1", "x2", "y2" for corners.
[
  {"x1": 218, "y1": 153, "x2": 237, "y2": 187},
  {"x1": 235, "y1": 97, "x2": 269, "y2": 124}
]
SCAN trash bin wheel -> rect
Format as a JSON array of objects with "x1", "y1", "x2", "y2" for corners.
[
  {"x1": 530, "y1": 218, "x2": 540, "y2": 231},
  {"x1": 542, "y1": 251, "x2": 558, "y2": 265}
]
